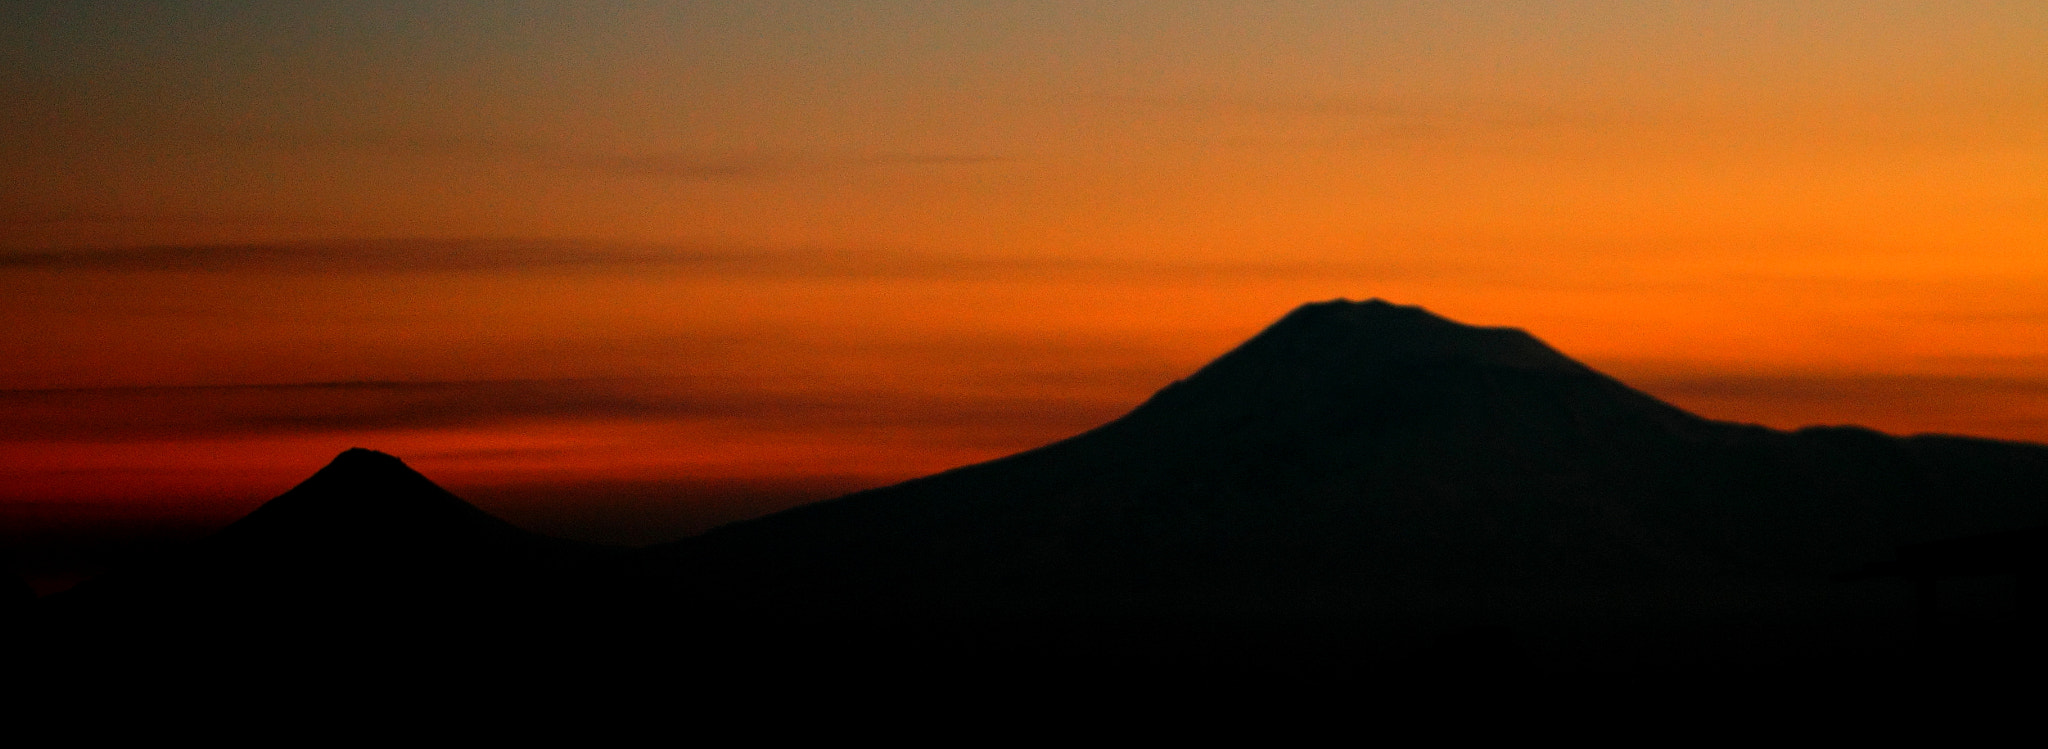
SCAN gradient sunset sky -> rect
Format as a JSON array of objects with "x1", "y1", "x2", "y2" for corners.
[{"x1": 6, "y1": 2, "x2": 2047, "y2": 543}]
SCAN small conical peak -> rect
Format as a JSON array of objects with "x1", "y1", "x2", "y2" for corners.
[{"x1": 218, "y1": 448, "x2": 511, "y2": 542}]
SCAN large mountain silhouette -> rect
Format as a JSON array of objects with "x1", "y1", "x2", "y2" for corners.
[
  {"x1": 35, "y1": 299, "x2": 2048, "y2": 684},
  {"x1": 650, "y1": 299, "x2": 2048, "y2": 669}
]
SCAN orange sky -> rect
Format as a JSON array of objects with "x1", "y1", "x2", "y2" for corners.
[{"x1": 5, "y1": 2, "x2": 2047, "y2": 543}]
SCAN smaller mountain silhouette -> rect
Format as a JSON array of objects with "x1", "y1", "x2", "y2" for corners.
[
  {"x1": 46, "y1": 449, "x2": 621, "y2": 660},
  {"x1": 204, "y1": 447, "x2": 552, "y2": 563}
]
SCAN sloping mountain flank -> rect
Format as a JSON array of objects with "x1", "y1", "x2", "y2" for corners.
[{"x1": 656, "y1": 299, "x2": 2048, "y2": 630}]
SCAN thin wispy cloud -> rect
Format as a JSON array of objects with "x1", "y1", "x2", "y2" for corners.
[
  {"x1": 0, "y1": 238, "x2": 1450, "y2": 280},
  {"x1": 1111, "y1": 93, "x2": 1570, "y2": 123},
  {"x1": 546, "y1": 150, "x2": 771, "y2": 180},
  {"x1": 248, "y1": 129, "x2": 1010, "y2": 181},
  {"x1": 1638, "y1": 374, "x2": 2048, "y2": 404},
  {"x1": 0, "y1": 211, "x2": 347, "y2": 229},
  {"x1": 1089, "y1": 92, "x2": 1604, "y2": 147},
  {"x1": 0, "y1": 240, "x2": 732, "y2": 273},
  {"x1": 0, "y1": 380, "x2": 650, "y2": 439},
  {"x1": 0, "y1": 378, "x2": 1129, "y2": 444},
  {"x1": 513, "y1": 146, "x2": 1011, "y2": 179},
  {"x1": 1631, "y1": 372, "x2": 2048, "y2": 441},
  {"x1": 865, "y1": 153, "x2": 1011, "y2": 166}
]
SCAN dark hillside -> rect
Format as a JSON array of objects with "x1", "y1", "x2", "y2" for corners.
[{"x1": 647, "y1": 300, "x2": 2048, "y2": 673}]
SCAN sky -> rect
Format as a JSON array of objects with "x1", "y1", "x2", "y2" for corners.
[{"x1": 5, "y1": 2, "x2": 2048, "y2": 553}]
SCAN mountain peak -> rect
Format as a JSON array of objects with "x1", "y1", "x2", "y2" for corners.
[
  {"x1": 1074, "y1": 298, "x2": 1688, "y2": 450},
  {"x1": 318, "y1": 446, "x2": 413, "y2": 475},
  {"x1": 1233, "y1": 298, "x2": 1588, "y2": 375},
  {"x1": 289, "y1": 447, "x2": 443, "y2": 499},
  {"x1": 1298, "y1": 296, "x2": 1432, "y2": 316},
  {"x1": 218, "y1": 448, "x2": 517, "y2": 545}
]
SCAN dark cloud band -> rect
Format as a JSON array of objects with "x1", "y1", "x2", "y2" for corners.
[
  {"x1": 0, "y1": 378, "x2": 1127, "y2": 445},
  {"x1": 0, "y1": 238, "x2": 1437, "y2": 280}
]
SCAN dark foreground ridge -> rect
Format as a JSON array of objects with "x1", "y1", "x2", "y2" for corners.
[{"x1": 27, "y1": 299, "x2": 2048, "y2": 706}]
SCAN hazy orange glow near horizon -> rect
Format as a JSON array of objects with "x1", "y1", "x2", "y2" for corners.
[{"x1": 5, "y1": 2, "x2": 2047, "y2": 544}]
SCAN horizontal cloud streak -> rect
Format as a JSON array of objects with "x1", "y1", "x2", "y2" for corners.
[
  {"x1": 246, "y1": 129, "x2": 1010, "y2": 181},
  {"x1": 1088, "y1": 92, "x2": 1615, "y2": 150},
  {"x1": 17, "y1": 372, "x2": 2048, "y2": 448},
  {"x1": 1637, "y1": 374, "x2": 2048, "y2": 404},
  {"x1": 1630, "y1": 372, "x2": 2048, "y2": 442},
  {"x1": 1108, "y1": 93, "x2": 1582, "y2": 126},
  {"x1": 0, "y1": 240, "x2": 741, "y2": 273},
  {"x1": 0, "y1": 211, "x2": 346, "y2": 229},
  {"x1": 0, "y1": 239, "x2": 1447, "y2": 280},
  {"x1": 0, "y1": 378, "x2": 1132, "y2": 446}
]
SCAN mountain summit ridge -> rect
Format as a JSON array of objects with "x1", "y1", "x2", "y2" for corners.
[
  {"x1": 1116, "y1": 297, "x2": 1679, "y2": 439},
  {"x1": 1243, "y1": 297, "x2": 1590, "y2": 373}
]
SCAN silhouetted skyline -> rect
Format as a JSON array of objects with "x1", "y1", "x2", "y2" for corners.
[
  {"x1": 8, "y1": 5, "x2": 2048, "y2": 551},
  {"x1": 35, "y1": 300, "x2": 2048, "y2": 695}
]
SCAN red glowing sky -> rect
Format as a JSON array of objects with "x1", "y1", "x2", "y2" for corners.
[{"x1": 5, "y1": 3, "x2": 2048, "y2": 543}]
